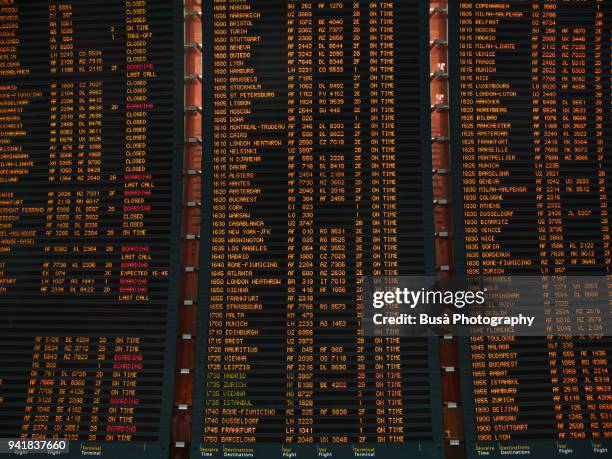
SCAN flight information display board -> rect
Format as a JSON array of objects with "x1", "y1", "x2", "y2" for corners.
[
  {"x1": 449, "y1": 1, "x2": 612, "y2": 457},
  {"x1": 0, "y1": 1, "x2": 183, "y2": 458},
  {"x1": 192, "y1": 1, "x2": 443, "y2": 458}
]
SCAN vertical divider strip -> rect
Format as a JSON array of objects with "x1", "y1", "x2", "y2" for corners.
[
  {"x1": 430, "y1": 2, "x2": 468, "y2": 458},
  {"x1": 170, "y1": 1, "x2": 203, "y2": 458}
]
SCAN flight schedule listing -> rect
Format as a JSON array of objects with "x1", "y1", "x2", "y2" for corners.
[
  {"x1": 193, "y1": 1, "x2": 444, "y2": 458},
  {"x1": 0, "y1": 1, "x2": 183, "y2": 458},
  {"x1": 449, "y1": 1, "x2": 612, "y2": 457}
]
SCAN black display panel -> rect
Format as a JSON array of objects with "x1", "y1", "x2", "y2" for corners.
[
  {"x1": 192, "y1": 1, "x2": 443, "y2": 458},
  {"x1": 0, "y1": 1, "x2": 183, "y2": 458},
  {"x1": 449, "y1": 1, "x2": 612, "y2": 457}
]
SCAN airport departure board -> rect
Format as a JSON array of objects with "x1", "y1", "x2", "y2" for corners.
[
  {"x1": 192, "y1": 1, "x2": 444, "y2": 458},
  {"x1": 450, "y1": 1, "x2": 612, "y2": 457},
  {"x1": 0, "y1": 1, "x2": 183, "y2": 458}
]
